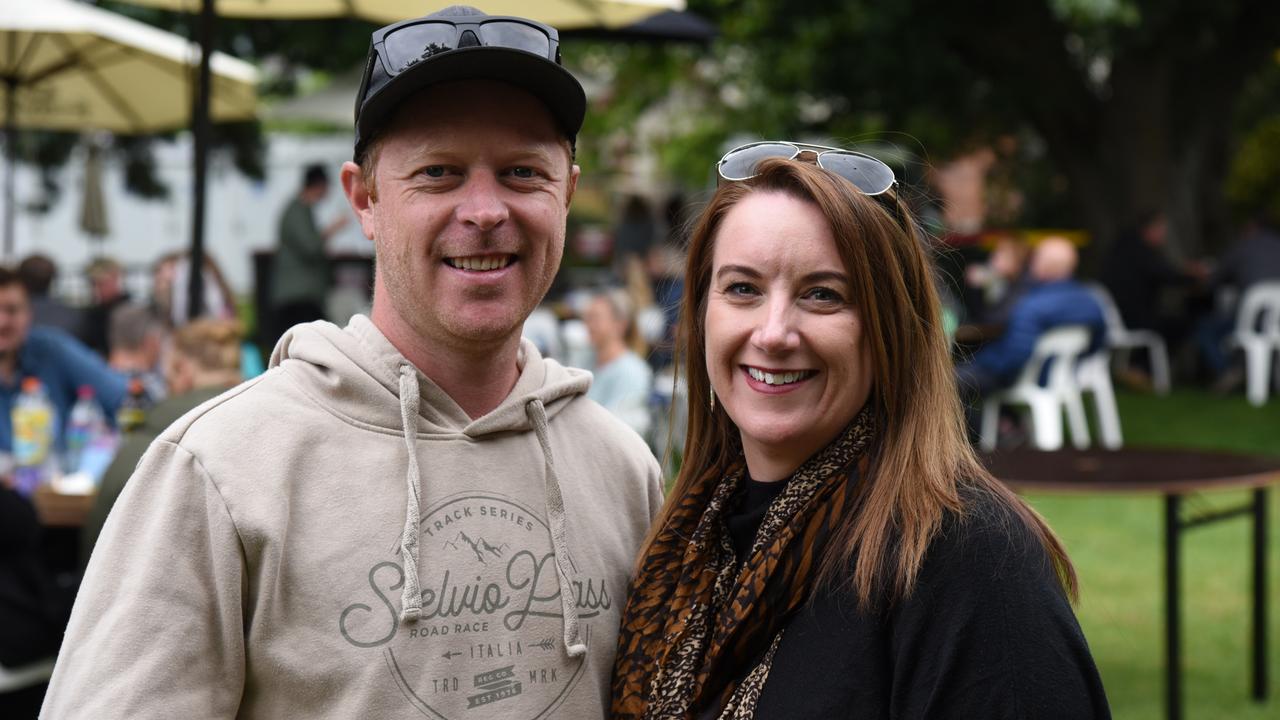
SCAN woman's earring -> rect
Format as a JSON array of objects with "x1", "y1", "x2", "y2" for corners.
[{"x1": 709, "y1": 388, "x2": 716, "y2": 412}]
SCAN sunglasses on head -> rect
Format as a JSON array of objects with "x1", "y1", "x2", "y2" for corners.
[
  {"x1": 716, "y1": 141, "x2": 897, "y2": 196},
  {"x1": 366, "y1": 15, "x2": 561, "y2": 78}
]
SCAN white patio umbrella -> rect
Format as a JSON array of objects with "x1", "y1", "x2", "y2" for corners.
[
  {"x1": 0, "y1": 0, "x2": 259, "y2": 256},
  {"x1": 116, "y1": 0, "x2": 681, "y2": 319}
]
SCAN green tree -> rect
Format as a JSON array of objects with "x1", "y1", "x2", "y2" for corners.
[{"x1": 682, "y1": 0, "x2": 1280, "y2": 256}]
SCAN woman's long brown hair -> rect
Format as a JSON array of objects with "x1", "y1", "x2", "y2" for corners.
[{"x1": 641, "y1": 158, "x2": 1077, "y2": 607}]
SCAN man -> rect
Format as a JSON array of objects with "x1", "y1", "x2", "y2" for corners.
[
  {"x1": 43, "y1": 7, "x2": 664, "y2": 719},
  {"x1": 16, "y1": 253, "x2": 84, "y2": 339},
  {"x1": 270, "y1": 163, "x2": 348, "y2": 337},
  {"x1": 955, "y1": 237, "x2": 1106, "y2": 432},
  {"x1": 105, "y1": 303, "x2": 168, "y2": 403},
  {"x1": 81, "y1": 257, "x2": 131, "y2": 356},
  {"x1": 0, "y1": 267, "x2": 125, "y2": 453}
]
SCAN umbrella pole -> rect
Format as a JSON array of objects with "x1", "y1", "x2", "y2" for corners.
[
  {"x1": 4, "y1": 77, "x2": 15, "y2": 259},
  {"x1": 187, "y1": 0, "x2": 215, "y2": 321}
]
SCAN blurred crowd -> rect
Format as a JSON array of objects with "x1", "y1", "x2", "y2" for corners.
[{"x1": 947, "y1": 212, "x2": 1280, "y2": 393}]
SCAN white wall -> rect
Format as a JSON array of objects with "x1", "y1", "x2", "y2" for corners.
[{"x1": 9, "y1": 131, "x2": 371, "y2": 299}]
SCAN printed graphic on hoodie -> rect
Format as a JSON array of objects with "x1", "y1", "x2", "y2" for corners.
[{"x1": 339, "y1": 491, "x2": 611, "y2": 718}]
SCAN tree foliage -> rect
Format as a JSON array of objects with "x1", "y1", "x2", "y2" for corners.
[{"x1": 626, "y1": 0, "x2": 1280, "y2": 255}]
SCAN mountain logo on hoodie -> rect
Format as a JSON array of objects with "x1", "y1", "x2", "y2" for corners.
[{"x1": 443, "y1": 532, "x2": 510, "y2": 564}]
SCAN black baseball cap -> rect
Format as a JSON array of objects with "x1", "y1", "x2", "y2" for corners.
[{"x1": 353, "y1": 5, "x2": 587, "y2": 161}]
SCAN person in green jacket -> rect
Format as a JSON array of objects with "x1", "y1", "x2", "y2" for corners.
[
  {"x1": 81, "y1": 319, "x2": 244, "y2": 567},
  {"x1": 270, "y1": 164, "x2": 349, "y2": 340}
]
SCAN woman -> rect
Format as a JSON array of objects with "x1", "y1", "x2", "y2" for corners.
[
  {"x1": 612, "y1": 145, "x2": 1109, "y2": 719},
  {"x1": 585, "y1": 287, "x2": 654, "y2": 438}
]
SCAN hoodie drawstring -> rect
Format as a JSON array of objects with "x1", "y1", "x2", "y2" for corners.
[
  {"x1": 397, "y1": 365, "x2": 423, "y2": 623},
  {"x1": 525, "y1": 398, "x2": 587, "y2": 658}
]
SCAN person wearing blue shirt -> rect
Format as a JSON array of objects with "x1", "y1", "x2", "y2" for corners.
[
  {"x1": 955, "y1": 237, "x2": 1106, "y2": 436},
  {"x1": 0, "y1": 267, "x2": 126, "y2": 453}
]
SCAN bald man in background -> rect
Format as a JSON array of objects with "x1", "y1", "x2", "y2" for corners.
[{"x1": 954, "y1": 236, "x2": 1106, "y2": 437}]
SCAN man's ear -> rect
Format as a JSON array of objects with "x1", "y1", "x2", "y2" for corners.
[
  {"x1": 565, "y1": 164, "x2": 581, "y2": 209},
  {"x1": 341, "y1": 160, "x2": 376, "y2": 241}
]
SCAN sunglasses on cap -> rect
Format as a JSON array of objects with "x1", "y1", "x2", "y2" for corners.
[
  {"x1": 716, "y1": 141, "x2": 897, "y2": 196},
  {"x1": 367, "y1": 15, "x2": 561, "y2": 77}
]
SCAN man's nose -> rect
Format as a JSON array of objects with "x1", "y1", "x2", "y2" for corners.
[
  {"x1": 455, "y1": 171, "x2": 509, "y2": 231},
  {"x1": 751, "y1": 297, "x2": 800, "y2": 354}
]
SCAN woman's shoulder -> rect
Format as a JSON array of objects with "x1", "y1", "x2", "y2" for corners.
[{"x1": 917, "y1": 483, "x2": 1062, "y2": 598}]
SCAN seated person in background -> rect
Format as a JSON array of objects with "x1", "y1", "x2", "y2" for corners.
[
  {"x1": 0, "y1": 267, "x2": 125, "y2": 453},
  {"x1": 964, "y1": 234, "x2": 1032, "y2": 328},
  {"x1": 82, "y1": 257, "x2": 131, "y2": 356},
  {"x1": 955, "y1": 237, "x2": 1106, "y2": 431},
  {"x1": 1195, "y1": 214, "x2": 1280, "y2": 386},
  {"x1": 17, "y1": 254, "x2": 84, "y2": 340},
  {"x1": 106, "y1": 303, "x2": 168, "y2": 403},
  {"x1": 1100, "y1": 212, "x2": 1206, "y2": 382},
  {"x1": 82, "y1": 319, "x2": 243, "y2": 566},
  {"x1": 584, "y1": 288, "x2": 654, "y2": 438}
]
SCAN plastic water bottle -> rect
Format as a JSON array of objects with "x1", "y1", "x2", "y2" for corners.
[
  {"x1": 66, "y1": 385, "x2": 107, "y2": 474},
  {"x1": 12, "y1": 377, "x2": 54, "y2": 496},
  {"x1": 116, "y1": 377, "x2": 148, "y2": 434}
]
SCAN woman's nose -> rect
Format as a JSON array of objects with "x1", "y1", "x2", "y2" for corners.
[{"x1": 751, "y1": 299, "x2": 799, "y2": 354}]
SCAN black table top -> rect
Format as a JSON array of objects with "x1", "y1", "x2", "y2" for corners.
[{"x1": 981, "y1": 447, "x2": 1280, "y2": 494}]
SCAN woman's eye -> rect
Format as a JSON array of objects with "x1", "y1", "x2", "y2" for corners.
[
  {"x1": 805, "y1": 287, "x2": 844, "y2": 303},
  {"x1": 422, "y1": 166, "x2": 447, "y2": 178},
  {"x1": 726, "y1": 282, "x2": 758, "y2": 297}
]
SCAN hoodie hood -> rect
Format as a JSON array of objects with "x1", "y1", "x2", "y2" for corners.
[
  {"x1": 270, "y1": 314, "x2": 590, "y2": 437},
  {"x1": 271, "y1": 315, "x2": 593, "y2": 656}
]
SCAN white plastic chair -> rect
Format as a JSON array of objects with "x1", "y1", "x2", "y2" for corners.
[
  {"x1": 1076, "y1": 350, "x2": 1124, "y2": 449},
  {"x1": 1230, "y1": 281, "x2": 1280, "y2": 407},
  {"x1": 1087, "y1": 283, "x2": 1171, "y2": 394},
  {"x1": 980, "y1": 326, "x2": 1092, "y2": 452}
]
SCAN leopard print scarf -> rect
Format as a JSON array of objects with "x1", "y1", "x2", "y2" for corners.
[{"x1": 612, "y1": 407, "x2": 876, "y2": 719}]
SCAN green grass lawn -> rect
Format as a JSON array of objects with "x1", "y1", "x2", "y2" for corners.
[{"x1": 1026, "y1": 388, "x2": 1280, "y2": 720}]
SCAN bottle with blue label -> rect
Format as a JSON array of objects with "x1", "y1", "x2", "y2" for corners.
[
  {"x1": 12, "y1": 376, "x2": 54, "y2": 496},
  {"x1": 66, "y1": 385, "x2": 111, "y2": 477}
]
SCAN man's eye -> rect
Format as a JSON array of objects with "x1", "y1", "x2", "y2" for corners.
[
  {"x1": 510, "y1": 167, "x2": 536, "y2": 179},
  {"x1": 422, "y1": 166, "x2": 446, "y2": 178}
]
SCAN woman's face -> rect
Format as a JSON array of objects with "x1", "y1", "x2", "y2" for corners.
[{"x1": 705, "y1": 191, "x2": 873, "y2": 480}]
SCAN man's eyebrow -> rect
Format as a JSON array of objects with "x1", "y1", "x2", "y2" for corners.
[{"x1": 395, "y1": 145, "x2": 561, "y2": 172}]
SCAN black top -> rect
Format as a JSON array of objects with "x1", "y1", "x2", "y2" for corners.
[
  {"x1": 727, "y1": 476, "x2": 788, "y2": 562},
  {"x1": 0, "y1": 486, "x2": 70, "y2": 667},
  {"x1": 720, "y1": 484, "x2": 1111, "y2": 719}
]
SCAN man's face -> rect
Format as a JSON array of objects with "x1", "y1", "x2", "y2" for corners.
[
  {"x1": 0, "y1": 284, "x2": 31, "y2": 355},
  {"x1": 343, "y1": 80, "x2": 579, "y2": 353},
  {"x1": 92, "y1": 270, "x2": 123, "y2": 303}
]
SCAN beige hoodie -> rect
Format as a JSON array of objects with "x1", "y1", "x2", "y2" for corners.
[{"x1": 43, "y1": 316, "x2": 664, "y2": 719}]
